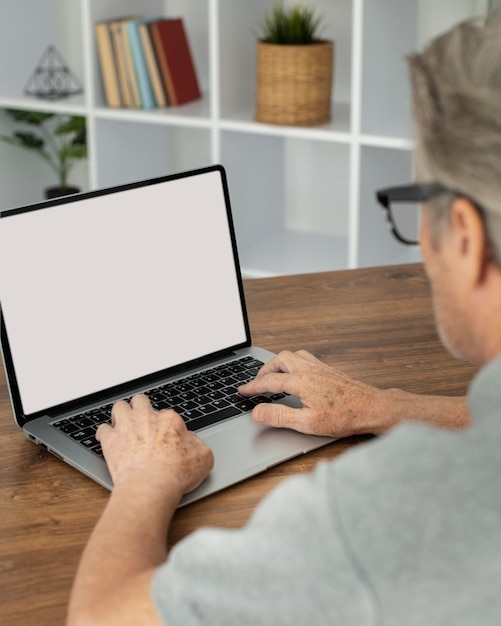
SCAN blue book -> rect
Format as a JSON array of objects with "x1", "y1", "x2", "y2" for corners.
[{"x1": 126, "y1": 18, "x2": 157, "y2": 109}]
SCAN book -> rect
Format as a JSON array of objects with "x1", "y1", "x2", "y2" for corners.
[
  {"x1": 126, "y1": 18, "x2": 157, "y2": 109},
  {"x1": 138, "y1": 19, "x2": 168, "y2": 107},
  {"x1": 109, "y1": 19, "x2": 133, "y2": 107},
  {"x1": 149, "y1": 18, "x2": 201, "y2": 106},
  {"x1": 95, "y1": 21, "x2": 122, "y2": 107},
  {"x1": 149, "y1": 19, "x2": 176, "y2": 105},
  {"x1": 112, "y1": 18, "x2": 142, "y2": 109}
]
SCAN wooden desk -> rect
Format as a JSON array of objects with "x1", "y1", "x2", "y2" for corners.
[{"x1": 0, "y1": 263, "x2": 476, "y2": 625}]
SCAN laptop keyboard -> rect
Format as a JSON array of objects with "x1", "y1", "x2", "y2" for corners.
[{"x1": 51, "y1": 356, "x2": 285, "y2": 459}]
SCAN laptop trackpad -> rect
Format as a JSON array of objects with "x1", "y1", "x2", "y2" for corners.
[{"x1": 180, "y1": 414, "x2": 332, "y2": 506}]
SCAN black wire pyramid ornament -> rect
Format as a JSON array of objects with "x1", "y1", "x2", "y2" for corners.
[{"x1": 24, "y1": 46, "x2": 84, "y2": 100}]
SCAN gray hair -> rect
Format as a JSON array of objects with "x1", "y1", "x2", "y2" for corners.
[{"x1": 408, "y1": 10, "x2": 501, "y2": 263}]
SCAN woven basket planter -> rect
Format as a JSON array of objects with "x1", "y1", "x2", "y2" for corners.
[{"x1": 255, "y1": 40, "x2": 334, "y2": 126}]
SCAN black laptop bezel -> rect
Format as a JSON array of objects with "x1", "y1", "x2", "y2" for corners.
[{"x1": 0, "y1": 164, "x2": 252, "y2": 429}]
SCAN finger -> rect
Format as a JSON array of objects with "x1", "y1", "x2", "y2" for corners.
[
  {"x1": 111, "y1": 399, "x2": 130, "y2": 425},
  {"x1": 252, "y1": 402, "x2": 314, "y2": 434},
  {"x1": 238, "y1": 372, "x2": 292, "y2": 397},
  {"x1": 239, "y1": 350, "x2": 302, "y2": 396},
  {"x1": 254, "y1": 350, "x2": 299, "y2": 379},
  {"x1": 95, "y1": 422, "x2": 113, "y2": 443},
  {"x1": 129, "y1": 393, "x2": 154, "y2": 411},
  {"x1": 295, "y1": 349, "x2": 323, "y2": 365}
]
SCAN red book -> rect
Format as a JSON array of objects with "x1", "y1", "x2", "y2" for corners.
[{"x1": 149, "y1": 18, "x2": 201, "y2": 106}]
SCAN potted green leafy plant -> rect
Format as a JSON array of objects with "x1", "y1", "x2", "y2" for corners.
[
  {"x1": 0, "y1": 108, "x2": 87, "y2": 198},
  {"x1": 255, "y1": 4, "x2": 334, "y2": 126}
]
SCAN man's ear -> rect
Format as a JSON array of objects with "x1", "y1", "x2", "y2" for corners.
[{"x1": 448, "y1": 198, "x2": 489, "y2": 286}]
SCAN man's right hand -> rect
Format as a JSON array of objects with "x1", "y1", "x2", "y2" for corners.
[
  {"x1": 239, "y1": 350, "x2": 470, "y2": 438},
  {"x1": 239, "y1": 350, "x2": 394, "y2": 437}
]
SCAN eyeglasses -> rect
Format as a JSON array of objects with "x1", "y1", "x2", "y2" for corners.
[
  {"x1": 376, "y1": 182, "x2": 487, "y2": 246},
  {"x1": 376, "y1": 183, "x2": 454, "y2": 246}
]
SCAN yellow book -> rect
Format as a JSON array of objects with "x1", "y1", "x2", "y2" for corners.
[
  {"x1": 95, "y1": 21, "x2": 122, "y2": 107},
  {"x1": 108, "y1": 17, "x2": 141, "y2": 108},
  {"x1": 109, "y1": 19, "x2": 133, "y2": 107}
]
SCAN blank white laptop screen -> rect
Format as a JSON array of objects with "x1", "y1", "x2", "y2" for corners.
[{"x1": 0, "y1": 169, "x2": 247, "y2": 415}]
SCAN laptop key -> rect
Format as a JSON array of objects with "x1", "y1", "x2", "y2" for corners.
[
  {"x1": 205, "y1": 381, "x2": 224, "y2": 391},
  {"x1": 81, "y1": 436, "x2": 99, "y2": 449},
  {"x1": 179, "y1": 391, "x2": 197, "y2": 401},
  {"x1": 252, "y1": 395, "x2": 273, "y2": 404},
  {"x1": 220, "y1": 376, "x2": 239, "y2": 387},
  {"x1": 185, "y1": 405, "x2": 241, "y2": 431},
  {"x1": 175, "y1": 383, "x2": 194, "y2": 393},
  {"x1": 148, "y1": 394, "x2": 165, "y2": 403},
  {"x1": 71, "y1": 427, "x2": 96, "y2": 442},
  {"x1": 243, "y1": 359, "x2": 264, "y2": 369},
  {"x1": 70, "y1": 413, "x2": 87, "y2": 422},
  {"x1": 226, "y1": 364, "x2": 246, "y2": 373},
  {"x1": 85, "y1": 408, "x2": 103, "y2": 417},
  {"x1": 234, "y1": 371, "x2": 252, "y2": 382},
  {"x1": 56, "y1": 422, "x2": 79, "y2": 435},
  {"x1": 179, "y1": 400, "x2": 198, "y2": 411},
  {"x1": 152, "y1": 399, "x2": 173, "y2": 411},
  {"x1": 199, "y1": 403, "x2": 217, "y2": 415},
  {"x1": 91, "y1": 444, "x2": 104, "y2": 458},
  {"x1": 211, "y1": 399, "x2": 231, "y2": 410},
  {"x1": 234, "y1": 399, "x2": 257, "y2": 412},
  {"x1": 207, "y1": 390, "x2": 225, "y2": 400},
  {"x1": 73, "y1": 417, "x2": 94, "y2": 429},
  {"x1": 227, "y1": 393, "x2": 244, "y2": 404},
  {"x1": 200, "y1": 373, "x2": 219, "y2": 383},
  {"x1": 90, "y1": 413, "x2": 111, "y2": 425},
  {"x1": 247, "y1": 368, "x2": 262, "y2": 377},
  {"x1": 190, "y1": 379, "x2": 206, "y2": 388},
  {"x1": 180, "y1": 408, "x2": 203, "y2": 421}
]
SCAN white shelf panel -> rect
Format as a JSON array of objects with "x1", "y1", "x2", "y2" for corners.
[
  {"x1": 239, "y1": 230, "x2": 348, "y2": 278},
  {"x1": 0, "y1": 96, "x2": 88, "y2": 116},
  {"x1": 220, "y1": 102, "x2": 351, "y2": 143},
  {"x1": 360, "y1": 134, "x2": 414, "y2": 150},
  {"x1": 93, "y1": 96, "x2": 212, "y2": 128}
]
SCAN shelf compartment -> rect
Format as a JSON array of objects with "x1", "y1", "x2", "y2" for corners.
[
  {"x1": 357, "y1": 145, "x2": 421, "y2": 268},
  {"x1": 1, "y1": 1, "x2": 85, "y2": 103},
  {"x1": 221, "y1": 130, "x2": 350, "y2": 276},
  {"x1": 219, "y1": 0, "x2": 352, "y2": 132},
  {"x1": 93, "y1": 118, "x2": 211, "y2": 189},
  {"x1": 89, "y1": 0, "x2": 210, "y2": 113},
  {"x1": 0, "y1": 107, "x2": 89, "y2": 210}
]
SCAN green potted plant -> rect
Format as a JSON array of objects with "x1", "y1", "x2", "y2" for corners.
[
  {"x1": 255, "y1": 4, "x2": 334, "y2": 126},
  {"x1": 0, "y1": 108, "x2": 87, "y2": 198}
]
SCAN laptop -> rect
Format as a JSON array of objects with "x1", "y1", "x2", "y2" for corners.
[{"x1": 0, "y1": 164, "x2": 333, "y2": 506}]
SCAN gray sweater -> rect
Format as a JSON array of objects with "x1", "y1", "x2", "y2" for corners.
[{"x1": 153, "y1": 356, "x2": 501, "y2": 625}]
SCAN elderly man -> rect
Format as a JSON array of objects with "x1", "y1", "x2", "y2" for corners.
[{"x1": 68, "y1": 12, "x2": 501, "y2": 625}]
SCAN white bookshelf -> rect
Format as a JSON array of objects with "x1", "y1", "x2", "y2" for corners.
[{"x1": 0, "y1": 0, "x2": 488, "y2": 276}]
